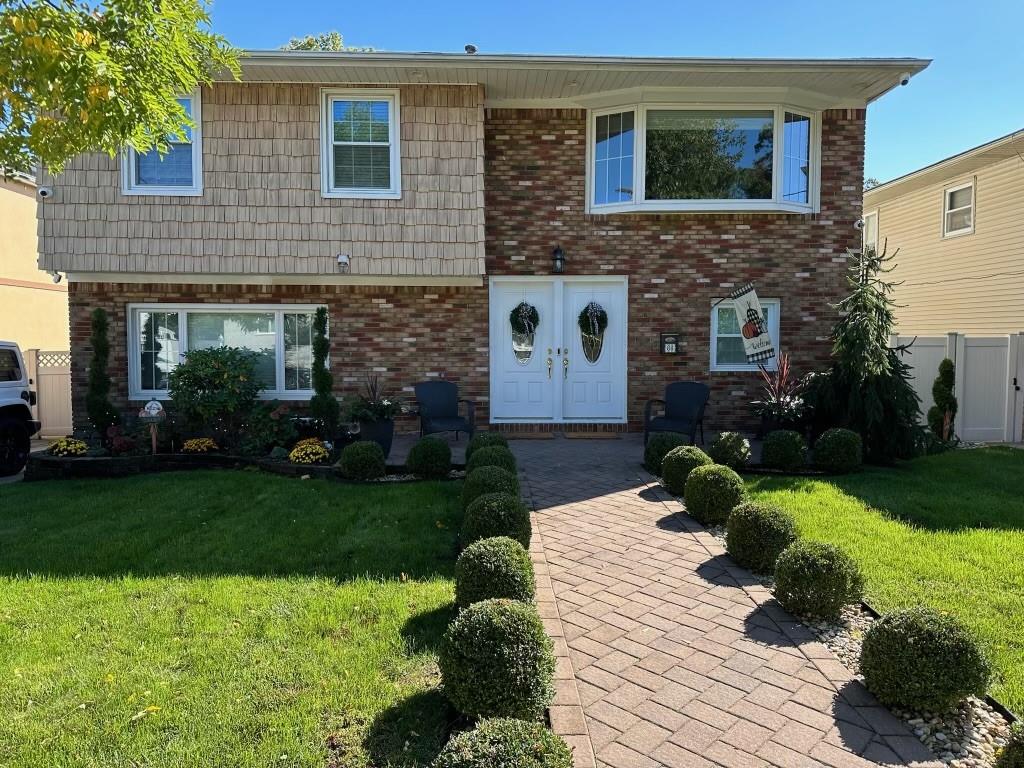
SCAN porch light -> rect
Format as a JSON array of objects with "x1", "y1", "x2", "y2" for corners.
[{"x1": 551, "y1": 245, "x2": 565, "y2": 274}]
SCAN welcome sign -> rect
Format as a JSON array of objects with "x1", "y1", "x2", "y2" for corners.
[{"x1": 728, "y1": 283, "x2": 776, "y2": 364}]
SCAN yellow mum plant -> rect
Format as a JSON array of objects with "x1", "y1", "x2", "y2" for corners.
[
  {"x1": 182, "y1": 437, "x2": 219, "y2": 454},
  {"x1": 47, "y1": 437, "x2": 88, "y2": 457},
  {"x1": 289, "y1": 437, "x2": 330, "y2": 465}
]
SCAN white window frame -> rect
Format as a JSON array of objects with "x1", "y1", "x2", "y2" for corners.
[
  {"x1": 585, "y1": 103, "x2": 820, "y2": 215},
  {"x1": 862, "y1": 210, "x2": 879, "y2": 254},
  {"x1": 710, "y1": 298, "x2": 781, "y2": 372},
  {"x1": 942, "y1": 180, "x2": 974, "y2": 238},
  {"x1": 121, "y1": 90, "x2": 203, "y2": 197},
  {"x1": 127, "y1": 303, "x2": 323, "y2": 401},
  {"x1": 320, "y1": 87, "x2": 401, "y2": 199}
]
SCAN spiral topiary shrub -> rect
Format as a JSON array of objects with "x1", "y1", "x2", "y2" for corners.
[
  {"x1": 462, "y1": 492, "x2": 532, "y2": 549},
  {"x1": 813, "y1": 428, "x2": 863, "y2": 474},
  {"x1": 661, "y1": 445, "x2": 713, "y2": 495},
  {"x1": 761, "y1": 429, "x2": 807, "y2": 472},
  {"x1": 725, "y1": 502, "x2": 798, "y2": 574},
  {"x1": 466, "y1": 445, "x2": 517, "y2": 475},
  {"x1": 996, "y1": 723, "x2": 1024, "y2": 768},
  {"x1": 683, "y1": 464, "x2": 746, "y2": 526},
  {"x1": 466, "y1": 432, "x2": 509, "y2": 461},
  {"x1": 456, "y1": 537, "x2": 535, "y2": 609},
  {"x1": 439, "y1": 599, "x2": 555, "y2": 720},
  {"x1": 337, "y1": 440, "x2": 386, "y2": 480},
  {"x1": 431, "y1": 718, "x2": 573, "y2": 768},
  {"x1": 406, "y1": 436, "x2": 452, "y2": 479},
  {"x1": 462, "y1": 466, "x2": 520, "y2": 510},
  {"x1": 860, "y1": 607, "x2": 991, "y2": 712},
  {"x1": 644, "y1": 432, "x2": 689, "y2": 474},
  {"x1": 773, "y1": 540, "x2": 864, "y2": 620},
  {"x1": 708, "y1": 431, "x2": 752, "y2": 470}
]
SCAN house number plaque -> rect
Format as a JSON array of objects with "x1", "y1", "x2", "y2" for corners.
[{"x1": 660, "y1": 333, "x2": 680, "y2": 355}]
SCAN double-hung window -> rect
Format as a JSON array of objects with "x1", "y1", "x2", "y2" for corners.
[
  {"x1": 122, "y1": 92, "x2": 202, "y2": 195},
  {"x1": 128, "y1": 305, "x2": 319, "y2": 400},
  {"x1": 588, "y1": 104, "x2": 817, "y2": 214},
  {"x1": 943, "y1": 181, "x2": 974, "y2": 237},
  {"x1": 320, "y1": 88, "x2": 401, "y2": 198},
  {"x1": 710, "y1": 299, "x2": 781, "y2": 372}
]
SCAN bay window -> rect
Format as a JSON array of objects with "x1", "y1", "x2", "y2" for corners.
[
  {"x1": 587, "y1": 104, "x2": 818, "y2": 214},
  {"x1": 128, "y1": 305, "x2": 320, "y2": 400}
]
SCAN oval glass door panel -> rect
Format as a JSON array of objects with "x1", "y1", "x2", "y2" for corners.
[
  {"x1": 512, "y1": 331, "x2": 535, "y2": 364},
  {"x1": 579, "y1": 302, "x2": 607, "y2": 364},
  {"x1": 510, "y1": 301, "x2": 539, "y2": 365}
]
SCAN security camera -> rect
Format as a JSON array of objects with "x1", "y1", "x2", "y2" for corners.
[
  {"x1": 336, "y1": 253, "x2": 351, "y2": 272},
  {"x1": 853, "y1": 218, "x2": 865, "y2": 230},
  {"x1": 37, "y1": 186, "x2": 53, "y2": 200},
  {"x1": 50, "y1": 271, "x2": 62, "y2": 284},
  {"x1": 898, "y1": 72, "x2": 912, "y2": 86}
]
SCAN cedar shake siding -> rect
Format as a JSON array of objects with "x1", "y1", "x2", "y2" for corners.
[{"x1": 39, "y1": 83, "x2": 486, "y2": 277}]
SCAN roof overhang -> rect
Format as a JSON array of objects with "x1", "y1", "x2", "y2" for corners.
[
  {"x1": 865, "y1": 128, "x2": 1024, "y2": 205},
  {"x1": 225, "y1": 51, "x2": 931, "y2": 110}
]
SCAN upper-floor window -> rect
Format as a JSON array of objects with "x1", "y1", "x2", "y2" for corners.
[
  {"x1": 320, "y1": 88, "x2": 401, "y2": 199},
  {"x1": 122, "y1": 92, "x2": 202, "y2": 196},
  {"x1": 862, "y1": 211, "x2": 878, "y2": 255},
  {"x1": 943, "y1": 181, "x2": 974, "y2": 237},
  {"x1": 588, "y1": 104, "x2": 817, "y2": 214}
]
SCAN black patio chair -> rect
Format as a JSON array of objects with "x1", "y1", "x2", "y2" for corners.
[
  {"x1": 643, "y1": 382, "x2": 710, "y2": 446},
  {"x1": 413, "y1": 381, "x2": 476, "y2": 440}
]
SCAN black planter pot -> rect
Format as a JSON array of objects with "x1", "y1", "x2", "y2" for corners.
[{"x1": 358, "y1": 419, "x2": 394, "y2": 459}]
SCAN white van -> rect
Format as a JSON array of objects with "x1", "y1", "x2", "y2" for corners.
[{"x1": 0, "y1": 341, "x2": 42, "y2": 476}]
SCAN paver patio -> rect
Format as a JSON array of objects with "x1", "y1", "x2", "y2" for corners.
[{"x1": 512, "y1": 435, "x2": 939, "y2": 768}]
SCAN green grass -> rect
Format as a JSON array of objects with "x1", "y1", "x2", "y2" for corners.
[
  {"x1": 745, "y1": 447, "x2": 1024, "y2": 714},
  {"x1": 0, "y1": 470, "x2": 463, "y2": 768}
]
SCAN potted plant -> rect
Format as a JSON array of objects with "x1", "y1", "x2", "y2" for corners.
[
  {"x1": 750, "y1": 353, "x2": 807, "y2": 436},
  {"x1": 344, "y1": 375, "x2": 401, "y2": 458}
]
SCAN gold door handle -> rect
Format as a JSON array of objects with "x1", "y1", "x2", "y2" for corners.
[
  {"x1": 546, "y1": 357, "x2": 553, "y2": 379},
  {"x1": 563, "y1": 357, "x2": 569, "y2": 379}
]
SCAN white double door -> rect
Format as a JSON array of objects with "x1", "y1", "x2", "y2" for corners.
[{"x1": 489, "y1": 277, "x2": 627, "y2": 423}]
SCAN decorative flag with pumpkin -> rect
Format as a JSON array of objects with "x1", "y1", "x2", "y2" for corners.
[{"x1": 728, "y1": 283, "x2": 776, "y2": 364}]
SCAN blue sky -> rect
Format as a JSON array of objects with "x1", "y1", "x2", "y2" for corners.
[{"x1": 210, "y1": 0, "x2": 1024, "y2": 182}]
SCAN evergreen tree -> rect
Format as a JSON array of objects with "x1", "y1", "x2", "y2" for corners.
[
  {"x1": 927, "y1": 358, "x2": 957, "y2": 441},
  {"x1": 808, "y1": 243, "x2": 924, "y2": 464},
  {"x1": 85, "y1": 308, "x2": 120, "y2": 440},
  {"x1": 308, "y1": 307, "x2": 340, "y2": 437}
]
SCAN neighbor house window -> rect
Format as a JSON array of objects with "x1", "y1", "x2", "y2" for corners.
[
  {"x1": 122, "y1": 92, "x2": 202, "y2": 196},
  {"x1": 320, "y1": 88, "x2": 401, "y2": 198},
  {"x1": 710, "y1": 298, "x2": 780, "y2": 372},
  {"x1": 943, "y1": 181, "x2": 974, "y2": 237},
  {"x1": 588, "y1": 105, "x2": 818, "y2": 213},
  {"x1": 128, "y1": 305, "x2": 320, "y2": 400},
  {"x1": 863, "y1": 211, "x2": 879, "y2": 255}
]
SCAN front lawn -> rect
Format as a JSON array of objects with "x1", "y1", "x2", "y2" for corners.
[
  {"x1": 0, "y1": 471, "x2": 462, "y2": 768},
  {"x1": 746, "y1": 447, "x2": 1024, "y2": 714}
]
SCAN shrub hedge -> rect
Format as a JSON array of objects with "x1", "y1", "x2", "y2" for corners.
[
  {"x1": 773, "y1": 540, "x2": 864, "y2": 620},
  {"x1": 462, "y1": 466, "x2": 520, "y2": 510},
  {"x1": 406, "y1": 436, "x2": 452, "y2": 479},
  {"x1": 761, "y1": 429, "x2": 807, "y2": 472},
  {"x1": 439, "y1": 599, "x2": 555, "y2": 720},
  {"x1": 860, "y1": 607, "x2": 991, "y2": 712},
  {"x1": 725, "y1": 502, "x2": 798, "y2": 574},
  {"x1": 431, "y1": 718, "x2": 573, "y2": 768},
  {"x1": 644, "y1": 432, "x2": 689, "y2": 474},
  {"x1": 813, "y1": 428, "x2": 863, "y2": 474},
  {"x1": 455, "y1": 536, "x2": 535, "y2": 609},
  {"x1": 337, "y1": 440, "x2": 386, "y2": 480},
  {"x1": 661, "y1": 445, "x2": 713, "y2": 495},
  {"x1": 683, "y1": 464, "x2": 746, "y2": 526},
  {"x1": 462, "y1": 492, "x2": 532, "y2": 549},
  {"x1": 466, "y1": 445, "x2": 517, "y2": 475},
  {"x1": 708, "y1": 431, "x2": 752, "y2": 470},
  {"x1": 466, "y1": 432, "x2": 509, "y2": 461}
]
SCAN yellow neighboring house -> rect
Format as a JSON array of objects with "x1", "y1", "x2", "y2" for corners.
[
  {"x1": 0, "y1": 173, "x2": 69, "y2": 350},
  {"x1": 863, "y1": 130, "x2": 1024, "y2": 335}
]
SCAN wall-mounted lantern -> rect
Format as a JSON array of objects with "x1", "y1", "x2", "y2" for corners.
[{"x1": 551, "y1": 245, "x2": 565, "y2": 274}]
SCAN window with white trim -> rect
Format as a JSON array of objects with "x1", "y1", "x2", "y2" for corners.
[
  {"x1": 128, "y1": 305, "x2": 320, "y2": 400},
  {"x1": 943, "y1": 181, "x2": 974, "y2": 237},
  {"x1": 862, "y1": 211, "x2": 878, "y2": 255},
  {"x1": 710, "y1": 299, "x2": 780, "y2": 372},
  {"x1": 588, "y1": 105, "x2": 818, "y2": 214},
  {"x1": 320, "y1": 88, "x2": 401, "y2": 198},
  {"x1": 122, "y1": 93, "x2": 202, "y2": 196}
]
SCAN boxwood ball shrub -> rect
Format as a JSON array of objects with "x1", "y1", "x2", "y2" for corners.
[
  {"x1": 338, "y1": 440, "x2": 386, "y2": 480},
  {"x1": 466, "y1": 431, "x2": 509, "y2": 461},
  {"x1": 406, "y1": 436, "x2": 452, "y2": 479},
  {"x1": 996, "y1": 723, "x2": 1024, "y2": 768},
  {"x1": 661, "y1": 445, "x2": 713, "y2": 495},
  {"x1": 644, "y1": 432, "x2": 689, "y2": 474},
  {"x1": 708, "y1": 431, "x2": 752, "y2": 470},
  {"x1": 813, "y1": 428, "x2": 863, "y2": 474},
  {"x1": 683, "y1": 464, "x2": 746, "y2": 526},
  {"x1": 466, "y1": 445, "x2": 517, "y2": 475},
  {"x1": 462, "y1": 492, "x2": 532, "y2": 549},
  {"x1": 431, "y1": 718, "x2": 573, "y2": 768},
  {"x1": 773, "y1": 540, "x2": 864, "y2": 620},
  {"x1": 725, "y1": 502, "x2": 798, "y2": 574},
  {"x1": 462, "y1": 465, "x2": 520, "y2": 510},
  {"x1": 860, "y1": 607, "x2": 991, "y2": 712},
  {"x1": 455, "y1": 536, "x2": 535, "y2": 609},
  {"x1": 439, "y1": 599, "x2": 555, "y2": 720},
  {"x1": 762, "y1": 429, "x2": 807, "y2": 472}
]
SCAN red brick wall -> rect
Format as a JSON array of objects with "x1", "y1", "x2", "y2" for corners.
[{"x1": 484, "y1": 107, "x2": 865, "y2": 430}]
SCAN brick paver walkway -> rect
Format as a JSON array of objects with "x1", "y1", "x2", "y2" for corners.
[{"x1": 513, "y1": 436, "x2": 938, "y2": 768}]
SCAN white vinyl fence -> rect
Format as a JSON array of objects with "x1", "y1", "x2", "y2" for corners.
[
  {"x1": 893, "y1": 332, "x2": 1024, "y2": 443},
  {"x1": 22, "y1": 349, "x2": 73, "y2": 438}
]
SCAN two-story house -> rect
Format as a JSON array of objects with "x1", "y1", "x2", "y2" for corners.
[{"x1": 37, "y1": 51, "x2": 928, "y2": 434}]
